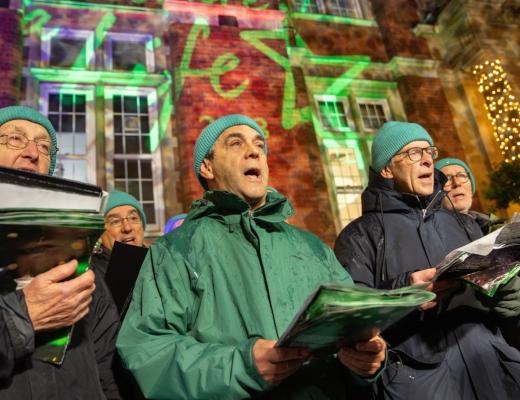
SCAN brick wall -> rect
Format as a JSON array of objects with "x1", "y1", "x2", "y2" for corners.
[
  {"x1": 169, "y1": 19, "x2": 337, "y2": 244},
  {"x1": 292, "y1": 19, "x2": 388, "y2": 62},
  {"x1": 371, "y1": 0, "x2": 431, "y2": 60},
  {"x1": 0, "y1": 9, "x2": 21, "y2": 108}
]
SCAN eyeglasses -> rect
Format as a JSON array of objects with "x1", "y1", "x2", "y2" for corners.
[
  {"x1": 0, "y1": 133, "x2": 57, "y2": 157},
  {"x1": 106, "y1": 213, "x2": 142, "y2": 228},
  {"x1": 444, "y1": 172, "x2": 469, "y2": 187},
  {"x1": 395, "y1": 146, "x2": 439, "y2": 163}
]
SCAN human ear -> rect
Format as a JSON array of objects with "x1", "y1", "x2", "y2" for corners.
[
  {"x1": 380, "y1": 165, "x2": 394, "y2": 179},
  {"x1": 200, "y1": 158, "x2": 214, "y2": 181}
]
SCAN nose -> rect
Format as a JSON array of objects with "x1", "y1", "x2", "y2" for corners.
[
  {"x1": 245, "y1": 141, "x2": 260, "y2": 159},
  {"x1": 21, "y1": 140, "x2": 39, "y2": 161},
  {"x1": 121, "y1": 218, "x2": 133, "y2": 233},
  {"x1": 420, "y1": 150, "x2": 433, "y2": 166}
]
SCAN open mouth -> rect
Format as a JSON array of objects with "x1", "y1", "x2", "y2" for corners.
[
  {"x1": 418, "y1": 173, "x2": 432, "y2": 180},
  {"x1": 452, "y1": 193, "x2": 465, "y2": 200},
  {"x1": 244, "y1": 167, "x2": 261, "y2": 181},
  {"x1": 121, "y1": 237, "x2": 135, "y2": 244}
]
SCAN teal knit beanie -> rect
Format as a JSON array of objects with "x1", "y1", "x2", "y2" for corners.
[
  {"x1": 371, "y1": 121, "x2": 433, "y2": 173},
  {"x1": 0, "y1": 106, "x2": 58, "y2": 175},
  {"x1": 435, "y1": 157, "x2": 476, "y2": 194},
  {"x1": 194, "y1": 114, "x2": 267, "y2": 189},
  {"x1": 104, "y1": 190, "x2": 147, "y2": 229}
]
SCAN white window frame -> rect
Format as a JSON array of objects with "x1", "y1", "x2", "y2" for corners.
[
  {"x1": 39, "y1": 83, "x2": 97, "y2": 183},
  {"x1": 41, "y1": 28, "x2": 94, "y2": 69},
  {"x1": 315, "y1": 95, "x2": 355, "y2": 132},
  {"x1": 356, "y1": 98, "x2": 392, "y2": 132},
  {"x1": 104, "y1": 86, "x2": 164, "y2": 233},
  {"x1": 324, "y1": 139, "x2": 367, "y2": 229},
  {"x1": 293, "y1": 0, "x2": 364, "y2": 18},
  {"x1": 104, "y1": 32, "x2": 155, "y2": 73}
]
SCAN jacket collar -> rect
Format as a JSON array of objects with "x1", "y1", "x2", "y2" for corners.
[
  {"x1": 186, "y1": 190, "x2": 294, "y2": 225},
  {"x1": 362, "y1": 168, "x2": 447, "y2": 215}
]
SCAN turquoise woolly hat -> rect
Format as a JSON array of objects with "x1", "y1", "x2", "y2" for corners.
[
  {"x1": 194, "y1": 114, "x2": 267, "y2": 189},
  {"x1": 0, "y1": 105, "x2": 58, "y2": 175},
  {"x1": 104, "y1": 190, "x2": 147, "y2": 228},
  {"x1": 435, "y1": 157, "x2": 476, "y2": 194},
  {"x1": 371, "y1": 121, "x2": 433, "y2": 173}
]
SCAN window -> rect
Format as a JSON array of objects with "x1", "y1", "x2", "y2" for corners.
[
  {"x1": 105, "y1": 33, "x2": 154, "y2": 73},
  {"x1": 105, "y1": 88, "x2": 164, "y2": 232},
  {"x1": 357, "y1": 99, "x2": 392, "y2": 131},
  {"x1": 40, "y1": 84, "x2": 96, "y2": 183},
  {"x1": 315, "y1": 96, "x2": 353, "y2": 132},
  {"x1": 293, "y1": 0, "x2": 320, "y2": 13},
  {"x1": 42, "y1": 29, "x2": 94, "y2": 69},
  {"x1": 293, "y1": 0, "x2": 364, "y2": 18},
  {"x1": 325, "y1": 142, "x2": 366, "y2": 227}
]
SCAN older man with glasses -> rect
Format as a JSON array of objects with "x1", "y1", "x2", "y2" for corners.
[
  {"x1": 91, "y1": 191, "x2": 147, "y2": 278},
  {"x1": 0, "y1": 105, "x2": 120, "y2": 399},
  {"x1": 334, "y1": 121, "x2": 520, "y2": 399}
]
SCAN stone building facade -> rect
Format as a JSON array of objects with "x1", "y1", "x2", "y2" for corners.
[{"x1": 0, "y1": 0, "x2": 517, "y2": 243}]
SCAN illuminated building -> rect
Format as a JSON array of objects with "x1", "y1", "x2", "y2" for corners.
[{"x1": 0, "y1": 0, "x2": 518, "y2": 243}]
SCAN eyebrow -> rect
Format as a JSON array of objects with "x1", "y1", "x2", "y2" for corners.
[
  {"x1": 106, "y1": 210, "x2": 139, "y2": 219},
  {"x1": 12, "y1": 125, "x2": 50, "y2": 141},
  {"x1": 223, "y1": 132, "x2": 265, "y2": 145}
]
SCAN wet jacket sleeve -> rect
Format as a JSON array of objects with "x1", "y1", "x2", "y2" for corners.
[
  {"x1": 116, "y1": 242, "x2": 268, "y2": 400},
  {"x1": 334, "y1": 219, "x2": 412, "y2": 289},
  {"x1": 91, "y1": 277, "x2": 122, "y2": 400},
  {"x1": 0, "y1": 291, "x2": 34, "y2": 380}
]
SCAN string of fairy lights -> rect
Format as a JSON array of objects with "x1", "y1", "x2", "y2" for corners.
[{"x1": 473, "y1": 59, "x2": 520, "y2": 162}]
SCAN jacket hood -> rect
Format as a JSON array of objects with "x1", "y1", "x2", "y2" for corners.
[
  {"x1": 185, "y1": 190, "x2": 295, "y2": 225},
  {"x1": 362, "y1": 167, "x2": 447, "y2": 214}
]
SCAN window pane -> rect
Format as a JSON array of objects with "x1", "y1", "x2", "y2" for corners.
[
  {"x1": 115, "y1": 180, "x2": 126, "y2": 192},
  {"x1": 128, "y1": 181, "x2": 140, "y2": 199},
  {"x1": 143, "y1": 203, "x2": 156, "y2": 224},
  {"x1": 59, "y1": 132, "x2": 73, "y2": 154},
  {"x1": 140, "y1": 116, "x2": 149, "y2": 133},
  {"x1": 50, "y1": 37, "x2": 86, "y2": 68},
  {"x1": 139, "y1": 96, "x2": 148, "y2": 113},
  {"x1": 127, "y1": 160, "x2": 138, "y2": 178},
  {"x1": 61, "y1": 114, "x2": 73, "y2": 132},
  {"x1": 125, "y1": 136, "x2": 140, "y2": 154},
  {"x1": 141, "y1": 181, "x2": 154, "y2": 201},
  {"x1": 62, "y1": 94, "x2": 74, "y2": 113},
  {"x1": 114, "y1": 159, "x2": 125, "y2": 179},
  {"x1": 48, "y1": 114, "x2": 59, "y2": 131},
  {"x1": 75, "y1": 115, "x2": 86, "y2": 133},
  {"x1": 49, "y1": 94, "x2": 60, "y2": 112},
  {"x1": 55, "y1": 159, "x2": 88, "y2": 182},
  {"x1": 112, "y1": 40, "x2": 147, "y2": 71},
  {"x1": 115, "y1": 135, "x2": 123, "y2": 154},
  {"x1": 141, "y1": 136, "x2": 151, "y2": 154},
  {"x1": 114, "y1": 115, "x2": 122, "y2": 133},
  {"x1": 123, "y1": 96, "x2": 138, "y2": 114},
  {"x1": 113, "y1": 95, "x2": 122, "y2": 113},
  {"x1": 74, "y1": 132, "x2": 86, "y2": 155},
  {"x1": 140, "y1": 160, "x2": 152, "y2": 178},
  {"x1": 124, "y1": 116, "x2": 140, "y2": 132},
  {"x1": 75, "y1": 94, "x2": 86, "y2": 113}
]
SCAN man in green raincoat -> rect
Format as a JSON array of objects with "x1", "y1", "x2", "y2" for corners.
[{"x1": 117, "y1": 114, "x2": 386, "y2": 399}]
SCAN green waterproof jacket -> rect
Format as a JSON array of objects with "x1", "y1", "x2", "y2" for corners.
[{"x1": 117, "y1": 191, "x2": 372, "y2": 399}]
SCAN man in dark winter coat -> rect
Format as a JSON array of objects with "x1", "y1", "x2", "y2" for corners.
[
  {"x1": 334, "y1": 121, "x2": 520, "y2": 399},
  {"x1": 0, "y1": 106, "x2": 120, "y2": 399}
]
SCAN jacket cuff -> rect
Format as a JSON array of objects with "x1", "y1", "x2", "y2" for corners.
[
  {"x1": 245, "y1": 337, "x2": 272, "y2": 391},
  {"x1": 346, "y1": 346, "x2": 388, "y2": 386}
]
